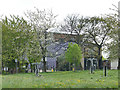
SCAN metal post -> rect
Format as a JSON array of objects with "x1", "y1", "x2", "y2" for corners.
[{"x1": 103, "y1": 61, "x2": 107, "y2": 77}]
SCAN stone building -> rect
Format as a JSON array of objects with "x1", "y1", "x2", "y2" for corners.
[
  {"x1": 46, "y1": 28, "x2": 98, "y2": 70},
  {"x1": 31, "y1": 27, "x2": 109, "y2": 71}
]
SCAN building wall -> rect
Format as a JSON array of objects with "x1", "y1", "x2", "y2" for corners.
[
  {"x1": 46, "y1": 57, "x2": 56, "y2": 70},
  {"x1": 52, "y1": 32, "x2": 99, "y2": 70},
  {"x1": 53, "y1": 33, "x2": 76, "y2": 42}
]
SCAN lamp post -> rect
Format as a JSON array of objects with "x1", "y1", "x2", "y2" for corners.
[{"x1": 15, "y1": 59, "x2": 17, "y2": 74}]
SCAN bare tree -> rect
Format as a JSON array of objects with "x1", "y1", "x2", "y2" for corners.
[
  {"x1": 61, "y1": 14, "x2": 79, "y2": 33},
  {"x1": 61, "y1": 14, "x2": 88, "y2": 46},
  {"x1": 85, "y1": 16, "x2": 115, "y2": 69},
  {"x1": 25, "y1": 8, "x2": 57, "y2": 72}
]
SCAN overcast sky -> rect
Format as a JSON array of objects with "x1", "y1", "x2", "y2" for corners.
[
  {"x1": 0, "y1": 0, "x2": 120, "y2": 58},
  {"x1": 0, "y1": 0, "x2": 120, "y2": 23}
]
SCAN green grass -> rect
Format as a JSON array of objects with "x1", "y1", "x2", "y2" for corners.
[{"x1": 2, "y1": 70, "x2": 118, "y2": 88}]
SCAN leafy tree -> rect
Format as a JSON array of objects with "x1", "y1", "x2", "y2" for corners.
[
  {"x1": 2, "y1": 15, "x2": 38, "y2": 73},
  {"x1": 65, "y1": 43, "x2": 82, "y2": 70},
  {"x1": 2, "y1": 16, "x2": 17, "y2": 72},
  {"x1": 26, "y1": 31, "x2": 42, "y2": 72},
  {"x1": 25, "y1": 8, "x2": 57, "y2": 72}
]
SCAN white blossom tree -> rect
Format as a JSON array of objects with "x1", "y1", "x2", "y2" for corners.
[{"x1": 25, "y1": 8, "x2": 57, "y2": 72}]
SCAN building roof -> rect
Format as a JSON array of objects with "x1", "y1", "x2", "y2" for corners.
[
  {"x1": 47, "y1": 28, "x2": 77, "y2": 35},
  {"x1": 47, "y1": 41, "x2": 75, "y2": 57}
]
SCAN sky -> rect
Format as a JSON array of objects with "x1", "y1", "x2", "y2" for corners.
[
  {"x1": 0, "y1": 0, "x2": 120, "y2": 23},
  {"x1": 0, "y1": 0, "x2": 120, "y2": 58}
]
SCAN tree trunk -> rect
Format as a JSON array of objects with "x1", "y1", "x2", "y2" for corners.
[
  {"x1": 30, "y1": 64, "x2": 33, "y2": 73},
  {"x1": 42, "y1": 30, "x2": 47, "y2": 72},
  {"x1": 43, "y1": 56, "x2": 46, "y2": 72},
  {"x1": 97, "y1": 46, "x2": 102, "y2": 69},
  {"x1": 79, "y1": 62, "x2": 83, "y2": 70},
  {"x1": 18, "y1": 61, "x2": 20, "y2": 73},
  {"x1": 34, "y1": 65, "x2": 35, "y2": 73}
]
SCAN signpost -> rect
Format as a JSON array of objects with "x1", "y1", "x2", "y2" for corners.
[{"x1": 103, "y1": 60, "x2": 108, "y2": 77}]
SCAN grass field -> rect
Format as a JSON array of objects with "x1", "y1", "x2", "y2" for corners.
[{"x1": 1, "y1": 70, "x2": 118, "y2": 88}]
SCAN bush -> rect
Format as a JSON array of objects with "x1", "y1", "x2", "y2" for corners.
[{"x1": 56, "y1": 55, "x2": 69, "y2": 71}]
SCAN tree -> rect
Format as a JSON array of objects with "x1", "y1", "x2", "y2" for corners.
[
  {"x1": 25, "y1": 8, "x2": 57, "y2": 72},
  {"x1": 2, "y1": 16, "x2": 19, "y2": 73},
  {"x1": 84, "y1": 16, "x2": 115, "y2": 69},
  {"x1": 26, "y1": 31, "x2": 42, "y2": 72},
  {"x1": 107, "y1": 3, "x2": 120, "y2": 69},
  {"x1": 65, "y1": 43, "x2": 82, "y2": 71},
  {"x1": 61, "y1": 14, "x2": 88, "y2": 46},
  {"x1": 2, "y1": 15, "x2": 36, "y2": 73},
  {"x1": 107, "y1": 15, "x2": 118, "y2": 61},
  {"x1": 61, "y1": 14, "x2": 88, "y2": 69},
  {"x1": 56, "y1": 55, "x2": 69, "y2": 71}
]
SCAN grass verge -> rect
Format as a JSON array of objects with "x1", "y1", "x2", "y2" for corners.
[{"x1": 2, "y1": 70, "x2": 118, "y2": 88}]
